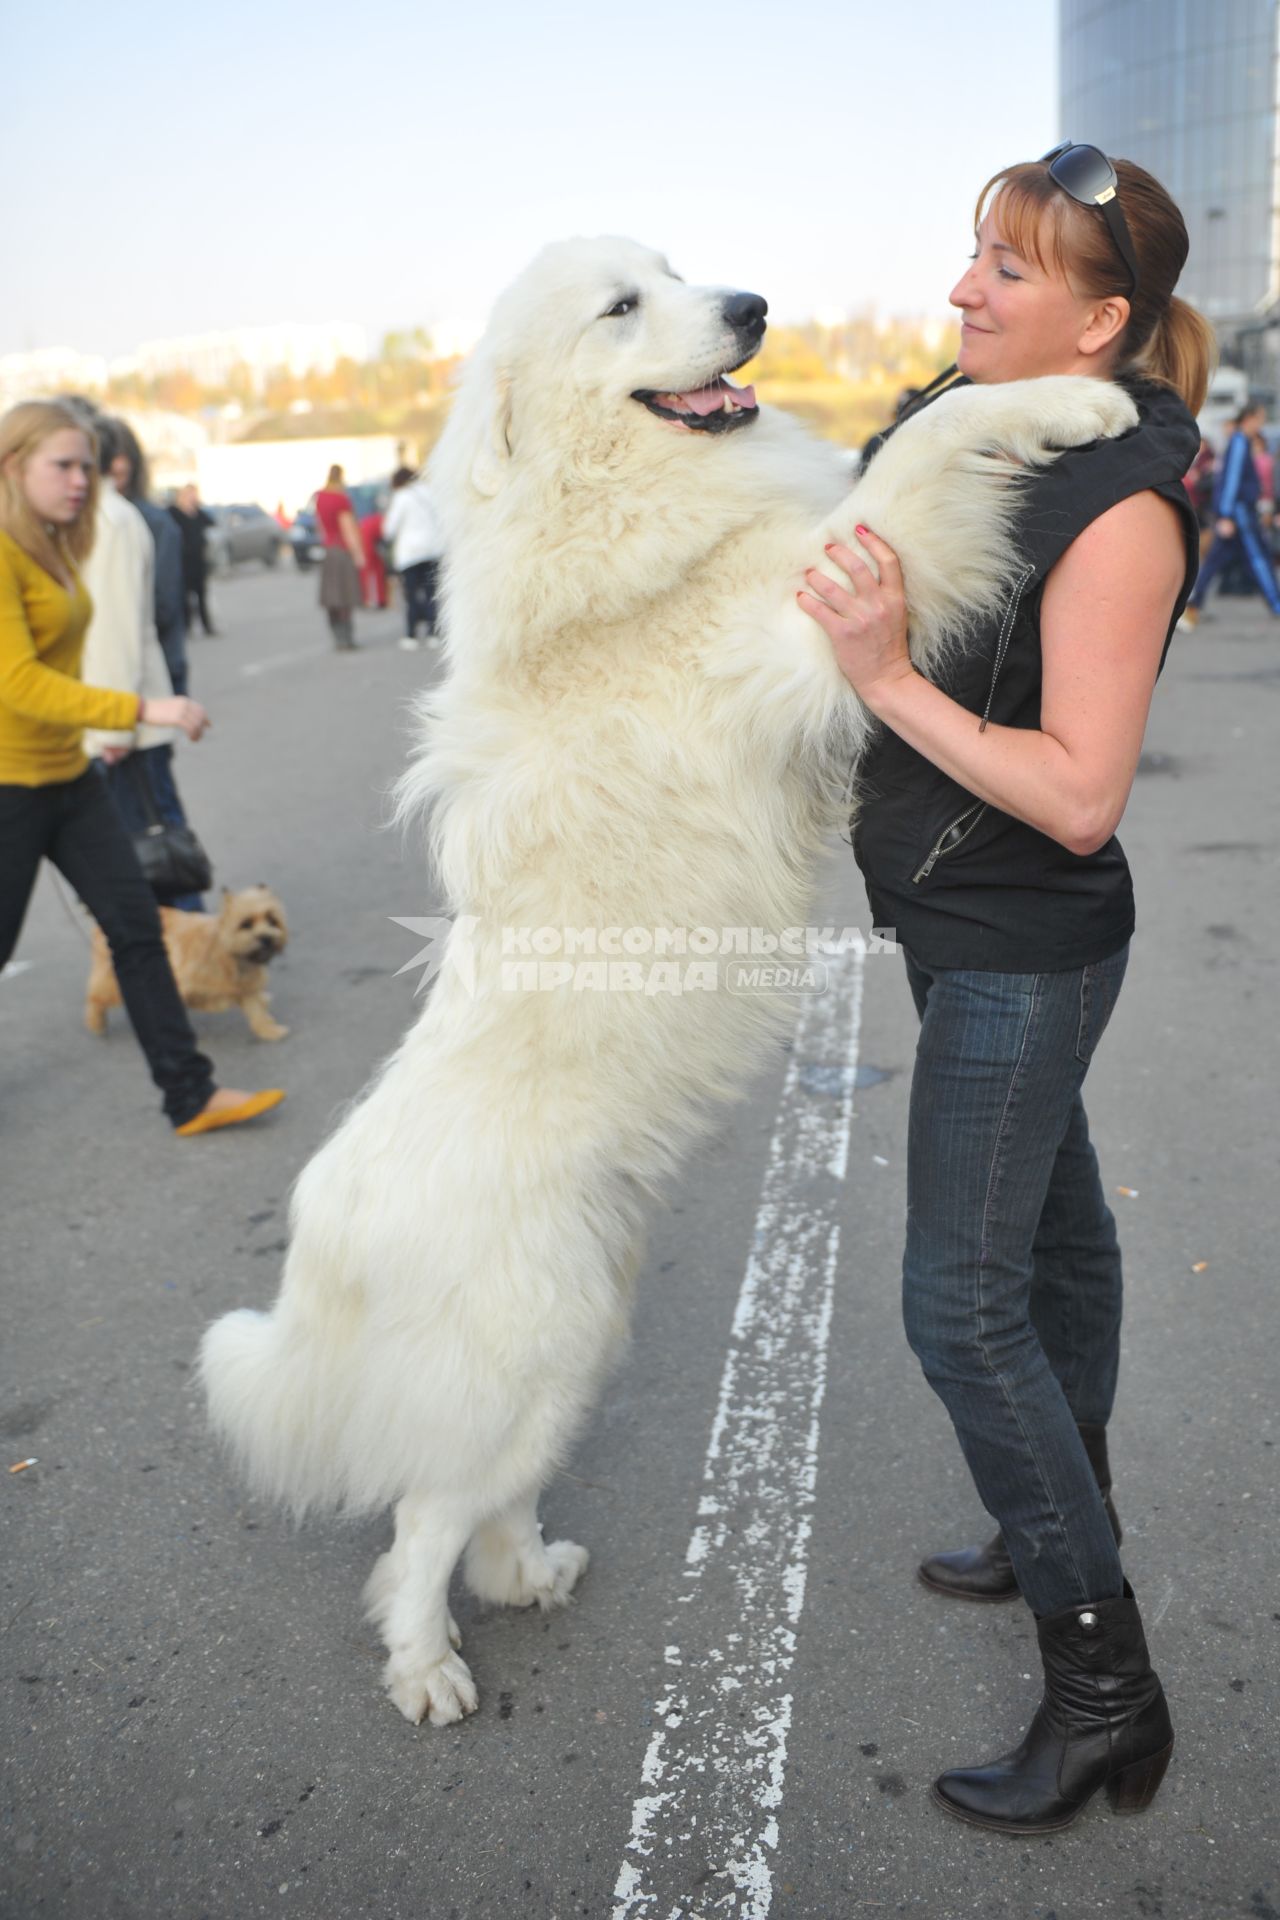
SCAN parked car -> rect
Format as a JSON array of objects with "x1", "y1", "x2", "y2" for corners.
[
  {"x1": 288, "y1": 479, "x2": 390, "y2": 570},
  {"x1": 205, "y1": 504, "x2": 286, "y2": 572}
]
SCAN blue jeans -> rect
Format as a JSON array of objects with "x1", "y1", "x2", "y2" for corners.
[
  {"x1": 102, "y1": 747, "x2": 205, "y2": 912},
  {"x1": 901, "y1": 946, "x2": 1129, "y2": 1616},
  {"x1": 400, "y1": 559, "x2": 439, "y2": 638}
]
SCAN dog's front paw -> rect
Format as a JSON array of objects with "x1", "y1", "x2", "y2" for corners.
[
  {"x1": 383, "y1": 1649, "x2": 479, "y2": 1727},
  {"x1": 255, "y1": 1020, "x2": 289, "y2": 1041},
  {"x1": 1047, "y1": 377, "x2": 1139, "y2": 448}
]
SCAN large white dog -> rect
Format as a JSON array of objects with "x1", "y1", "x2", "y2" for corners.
[{"x1": 200, "y1": 239, "x2": 1137, "y2": 1727}]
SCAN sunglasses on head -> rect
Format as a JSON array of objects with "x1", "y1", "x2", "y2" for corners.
[{"x1": 1039, "y1": 142, "x2": 1140, "y2": 297}]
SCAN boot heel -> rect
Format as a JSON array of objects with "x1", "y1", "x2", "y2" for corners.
[{"x1": 1106, "y1": 1739, "x2": 1173, "y2": 1814}]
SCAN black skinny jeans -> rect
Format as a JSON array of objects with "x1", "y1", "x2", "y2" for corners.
[
  {"x1": 400, "y1": 559, "x2": 439, "y2": 638},
  {"x1": 0, "y1": 771, "x2": 215, "y2": 1126}
]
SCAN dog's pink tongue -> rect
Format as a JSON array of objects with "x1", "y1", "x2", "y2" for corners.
[
  {"x1": 676, "y1": 384, "x2": 730, "y2": 416},
  {"x1": 669, "y1": 377, "x2": 758, "y2": 415}
]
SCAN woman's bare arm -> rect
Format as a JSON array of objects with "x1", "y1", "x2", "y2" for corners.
[{"x1": 800, "y1": 490, "x2": 1186, "y2": 855}]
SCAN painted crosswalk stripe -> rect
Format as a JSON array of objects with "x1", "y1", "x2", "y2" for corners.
[{"x1": 613, "y1": 944, "x2": 865, "y2": 1918}]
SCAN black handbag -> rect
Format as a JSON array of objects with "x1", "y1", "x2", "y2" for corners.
[{"x1": 125, "y1": 754, "x2": 214, "y2": 897}]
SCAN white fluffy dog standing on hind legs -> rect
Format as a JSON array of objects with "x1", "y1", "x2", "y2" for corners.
[{"x1": 199, "y1": 238, "x2": 1138, "y2": 1728}]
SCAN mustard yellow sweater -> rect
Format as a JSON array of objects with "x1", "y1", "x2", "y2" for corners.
[{"x1": 0, "y1": 530, "x2": 142, "y2": 786}]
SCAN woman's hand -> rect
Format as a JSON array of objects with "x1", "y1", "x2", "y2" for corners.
[
  {"x1": 797, "y1": 527, "x2": 915, "y2": 709},
  {"x1": 141, "y1": 695, "x2": 211, "y2": 742}
]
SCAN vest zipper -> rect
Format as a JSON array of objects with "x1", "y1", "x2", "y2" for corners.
[
  {"x1": 912, "y1": 801, "x2": 988, "y2": 883},
  {"x1": 978, "y1": 562, "x2": 1035, "y2": 733}
]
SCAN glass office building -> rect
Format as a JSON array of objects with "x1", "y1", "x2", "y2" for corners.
[{"x1": 1060, "y1": 0, "x2": 1279, "y2": 382}]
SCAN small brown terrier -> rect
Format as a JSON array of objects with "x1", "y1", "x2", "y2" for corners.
[{"x1": 86, "y1": 885, "x2": 290, "y2": 1041}]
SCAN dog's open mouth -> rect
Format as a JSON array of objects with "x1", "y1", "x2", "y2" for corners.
[{"x1": 633, "y1": 372, "x2": 759, "y2": 434}]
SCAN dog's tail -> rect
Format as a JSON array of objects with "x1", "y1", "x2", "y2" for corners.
[{"x1": 198, "y1": 1299, "x2": 360, "y2": 1519}]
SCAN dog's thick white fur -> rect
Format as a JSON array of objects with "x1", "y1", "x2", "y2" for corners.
[{"x1": 200, "y1": 239, "x2": 1137, "y2": 1727}]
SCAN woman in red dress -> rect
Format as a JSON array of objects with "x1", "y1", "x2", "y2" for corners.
[{"x1": 314, "y1": 465, "x2": 366, "y2": 651}]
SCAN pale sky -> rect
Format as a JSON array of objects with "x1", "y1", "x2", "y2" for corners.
[{"x1": 5, "y1": 0, "x2": 1059, "y2": 360}]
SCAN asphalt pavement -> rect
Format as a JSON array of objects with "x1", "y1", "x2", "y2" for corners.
[{"x1": 2, "y1": 564, "x2": 1277, "y2": 1920}]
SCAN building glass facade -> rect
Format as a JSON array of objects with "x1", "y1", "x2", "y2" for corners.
[{"x1": 1060, "y1": 0, "x2": 1278, "y2": 337}]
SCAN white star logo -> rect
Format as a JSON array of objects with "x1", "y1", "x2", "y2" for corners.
[{"x1": 389, "y1": 914, "x2": 479, "y2": 996}]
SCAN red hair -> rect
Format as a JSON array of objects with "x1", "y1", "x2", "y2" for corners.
[{"x1": 977, "y1": 157, "x2": 1215, "y2": 413}]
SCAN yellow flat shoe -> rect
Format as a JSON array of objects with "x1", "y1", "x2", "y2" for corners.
[{"x1": 176, "y1": 1089, "x2": 286, "y2": 1137}]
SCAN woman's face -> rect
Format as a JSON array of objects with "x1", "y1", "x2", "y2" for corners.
[
  {"x1": 949, "y1": 210, "x2": 1121, "y2": 384},
  {"x1": 18, "y1": 428, "x2": 94, "y2": 525}
]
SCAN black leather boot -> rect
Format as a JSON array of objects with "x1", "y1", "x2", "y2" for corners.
[
  {"x1": 932, "y1": 1581, "x2": 1174, "y2": 1833},
  {"x1": 917, "y1": 1422, "x2": 1123, "y2": 1602}
]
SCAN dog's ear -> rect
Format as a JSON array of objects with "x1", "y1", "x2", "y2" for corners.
[{"x1": 469, "y1": 372, "x2": 514, "y2": 498}]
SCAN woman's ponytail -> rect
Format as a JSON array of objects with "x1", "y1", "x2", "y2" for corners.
[{"x1": 1129, "y1": 294, "x2": 1216, "y2": 417}]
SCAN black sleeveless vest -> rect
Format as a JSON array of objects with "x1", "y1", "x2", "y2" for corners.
[{"x1": 852, "y1": 373, "x2": 1201, "y2": 972}]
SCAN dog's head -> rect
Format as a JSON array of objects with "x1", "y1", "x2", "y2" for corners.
[
  {"x1": 217, "y1": 886, "x2": 288, "y2": 967},
  {"x1": 443, "y1": 238, "x2": 768, "y2": 500}
]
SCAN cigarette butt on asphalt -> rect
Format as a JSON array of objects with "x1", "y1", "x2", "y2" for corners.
[
  {"x1": 1191, "y1": 1261, "x2": 1209, "y2": 1274},
  {"x1": 8, "y1": 1458, "x2": 36, "y2": 1473},
  {"x1": 1116, "y1": 1186, "x2": 1139, "y2": 1198}
]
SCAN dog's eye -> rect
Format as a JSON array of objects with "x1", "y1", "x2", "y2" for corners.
[
  {"x1": 602, "y1": 295, "x2": 638, "y2": 319},
  {"x1": 239, "y1": 919, "x2": 254, "y2": 931}
]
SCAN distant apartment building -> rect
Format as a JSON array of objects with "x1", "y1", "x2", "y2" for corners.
[
  {"x1": 0, "y1": 322, "x2": 370, "y2": 408},
  {"x1": 0, "y1": 346, "x2": 108, "y2": 408},
  {"x1": 1060, "y1": 0, "x2": 1280, "y2": 393},
  {"x1": 126, "y1": 322, "x2": 369, "y2": 393}
]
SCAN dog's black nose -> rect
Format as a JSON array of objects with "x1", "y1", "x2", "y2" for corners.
[{"x1": 723, "y1": 292, "x2": 768, "y2": 334}]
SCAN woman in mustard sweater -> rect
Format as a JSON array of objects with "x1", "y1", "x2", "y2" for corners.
[{"x1": 0, "y1": 398, "x2": 282, "y2": 1136}]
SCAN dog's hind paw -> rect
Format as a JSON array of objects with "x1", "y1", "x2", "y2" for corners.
[
  {"x1": 537, "y1": 1538, "x2": 590, "y2": 1610},
  {"x1": 464, "y1": 1529, "x2": 590, "y2": 1610},
  {"x1": 362, "y1": 1549, "x2": 400, "y2": 1633},
  {"x1": 383, "y1": 1649, "x2": 479, "y2": 1727}
]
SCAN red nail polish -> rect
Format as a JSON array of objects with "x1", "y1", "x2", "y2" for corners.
[{"x1": 855, "y1": 524, "x2": 869, "y2": 537}]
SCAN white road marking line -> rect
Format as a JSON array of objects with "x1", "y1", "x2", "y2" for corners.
[
  {"x1": 240, "y1": 644, "x2": 330, "y2": 678},
  {"x1": 240, "y1": 630, "x2": 418, "y2": 678},
  {"x1": 613, "y1": 946, "x2": 865, "y2": 1920}
]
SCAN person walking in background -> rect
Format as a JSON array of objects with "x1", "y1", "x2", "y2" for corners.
[
  {"x1": 314, "y1": 464, "x2": 366, "y2": 651},
  {"x1": 1249, "y1": 422, "x2": 1274, "y2": 506},
  {"x1": 358, "y1": 497, "x2": 389, "y2": 611},
  {"x1": 0, "y1": 398, "x2": 283, "y2": 1136},
  {"x1": 383, "y1": 466, "x2": 444, "y2": 651},
  {"x1": 101, "y1": 416, "x2": 203, "y2": 910},
  {"x1": 109, "y1": 420, "x2": 189, "y2": 695},
  {"x1": 1183, "y1": 439, "x2": 1217, "y2": 561},
  {"x1": 1180, "y1": 401, "x2": 1280, "y2": 626},
  {"x1": 168, "y1": 483, "x2": 217, "y2": 636},
  {"x1": 79, "y1": 413, "x2": 177, "y2": 780}
]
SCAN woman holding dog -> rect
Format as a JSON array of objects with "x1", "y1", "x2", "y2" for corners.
[
  {"x1": 0, "y1": 398, "x2": 284, "y2": 1137},
  {"x1": 799, "y1": 149, "x2": 1210, "y2": 1833}
]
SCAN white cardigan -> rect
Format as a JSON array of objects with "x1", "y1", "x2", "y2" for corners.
[
  {"x1": 82, "y1": 487, "x2": 177, "y2": 755},
  {"x1": 382, "y1": 481, "x2": 444, "y2": 568}
]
